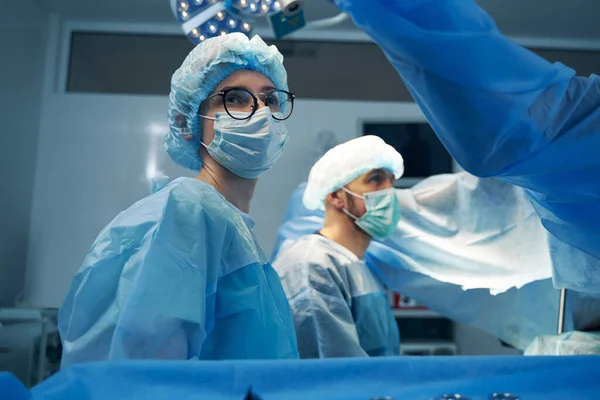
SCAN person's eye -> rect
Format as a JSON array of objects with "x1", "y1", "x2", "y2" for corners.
[
  {"x1": 225, "y1": 95, "x2": 243, "y2": 104},
  {"x1": 266, "y1": 96, "x2": 280, "y2": 106}
]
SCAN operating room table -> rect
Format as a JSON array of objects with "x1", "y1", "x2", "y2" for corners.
[{"x1": 2, "y1": 356, "x2": 600, "y2": 400}]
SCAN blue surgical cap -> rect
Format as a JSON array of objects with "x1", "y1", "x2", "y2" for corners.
[{"x1": 165, "y1": 33, "x2": 288, "y2": 171}]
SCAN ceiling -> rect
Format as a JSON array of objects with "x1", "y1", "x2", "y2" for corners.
[{"x1": 34, "y1": 0, "x2": 600, "y2": 41}]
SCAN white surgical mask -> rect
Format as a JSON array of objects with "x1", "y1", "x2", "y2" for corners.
[
  {"x1": 342, "y1": 187, "x2": 401, "y2": 241},
  {"x1": 200, "y1": 107, "x2": 288, "y2": 179}
]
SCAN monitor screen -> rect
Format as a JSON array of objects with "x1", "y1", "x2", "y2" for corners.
[{"x1": 363, "y1": 122, "x2": 454, "y2": 178}]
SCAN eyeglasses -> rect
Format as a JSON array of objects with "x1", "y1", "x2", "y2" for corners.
[{"x1": 201, "y1": 87, "x2": 295, "y2": 121}]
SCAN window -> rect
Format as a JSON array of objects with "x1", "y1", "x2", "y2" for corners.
[
  {"x1": 67, "y1": 31, "x2": 600, "y2": 100},
  {"x1": 363, "y1": 122, "x2": 454, "y2": 186},
  {"x1": 67, "y1": 32, "x2": 410, "y2": 100},
  {"x1": 67, "y1": 33, "x2": 194, "y2": 95}
]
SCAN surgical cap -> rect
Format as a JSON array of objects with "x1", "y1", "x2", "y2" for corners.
[
  {"x1": 303, "y1": 136, "x2": 404, "y2": 211},
  {"x1": 165, "y1": 33, "x2": 288, "y2": 171}
]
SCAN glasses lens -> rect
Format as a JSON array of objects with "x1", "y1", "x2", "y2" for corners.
[
  {"x1": 223, "y1": 89, "x2": 255, "y2": 119},
  {"x1": 266, "y1": 90, "x2": 294, "y2": 120}
]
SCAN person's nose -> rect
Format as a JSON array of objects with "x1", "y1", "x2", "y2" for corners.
[
  {"x1": 382, "y1": 179, "x2": 394, "y2": 190},
  {"x1": 255, "y1": 94, "x2": 268, "y2": 110}
]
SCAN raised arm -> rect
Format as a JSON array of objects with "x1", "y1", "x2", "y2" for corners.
[{"x1": 335, "y1": 0, "x2": 600, "y2": 270}]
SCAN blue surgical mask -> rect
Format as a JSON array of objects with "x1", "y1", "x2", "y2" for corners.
[
  {"x1": 200, "y1": 107, "x2": 288, "y2": 179},
  {"x1": 342, "y1": 187, "x2": 401, "y2": 241}
]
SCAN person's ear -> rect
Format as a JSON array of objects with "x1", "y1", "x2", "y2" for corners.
[
  {"x1": 174, "y1": 113, "x2": 194, "y2": 142},
  {"x1": 326, "y1": 190, "x2": 346, "y2": 210}
]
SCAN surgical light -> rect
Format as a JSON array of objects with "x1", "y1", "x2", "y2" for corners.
[
  {"x1": 267, "y1": 0, "x2": 305, "y2": 39},
  {"x1": 226, "y1": 0, "x2": 282, "y2": 17},
  {"x1": 276, "y1": 0, "x2": 303, "y2": 15},
  {"x1": 171, "y1": 0, "x2": 253, "y2": 45},
  {"x1": 172, "y1": 0, "x2": 348, "y2": 43}
]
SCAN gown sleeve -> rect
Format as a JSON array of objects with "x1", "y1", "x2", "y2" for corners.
[
  {"x1": 333, "y1": 0, "x2": 600, "y2": 273},
  {"x1": 59, "y1": 184, "x2": 216, "y2": 366}
]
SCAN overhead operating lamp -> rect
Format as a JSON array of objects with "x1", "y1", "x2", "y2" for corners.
[
  {"x1": 226, "y1": 0, "x2": 285, "y2": 17},
  {"x1": 226, "y1": 0, "x2": 303, "y2": 38},
  {"x1": 171, "y1": 0, "x2": 254, "y2": 45},
  {"x1": 171, "y1": 0, "x2": 348, "y2": 44}
]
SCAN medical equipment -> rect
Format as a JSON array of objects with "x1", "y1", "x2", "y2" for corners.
[
  {"x1": 0, "y1": 308, "x2": 60, "y2": 387},
  {"x1": 171, "y1": 0, "x2": 349, "y2": 43},
  {"x1": 401, "y1": 342, "x2": 457, "y2": 357},
  {"x1": 558, "y1": 288, "x2": 567, "y2": 334},
  {"x1": 430, "y1": 396, "x2": 520, "y2": 400},
  {"x1": 171, "y1": 0, "x2": 252, "y2": 44}
]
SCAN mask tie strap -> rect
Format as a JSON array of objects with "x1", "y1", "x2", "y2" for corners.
[
  {"x1": 198, "y1": 114, "x2": 216, "y2": 121},
  {"x1": 196, "y1": 114, "x2": 216, "y2": 148},
  {"x1": 341, "y1": 186, "x2": 365, "y2": 200},
  {"x1": 340, "y1": 186, "x2": 364, "y2": 220},
  {"x1": 342, "y1": 208, "x2": 359, "y2": 220}
]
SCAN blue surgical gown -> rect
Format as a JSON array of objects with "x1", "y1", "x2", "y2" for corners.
[
  {"x1": 273, "y1": 179, "x2": 600, "y2": 350},
  {"x1": 334, "y1": 0, "x2": 600, "y2": 293},
  {"x1": 273, "y1": 234, "x2": 400, "y2": 358},
  {"x1": 59, "y1": 177, "x2": 298, "y2": 368}
]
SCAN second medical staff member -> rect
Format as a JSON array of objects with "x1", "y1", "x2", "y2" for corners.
[
  {"x1": 58, "y1": 33, "x2": 298, "y2": 367},
  {"x1": 273, "y1": 136, "x2": 403, "y2": 358}
]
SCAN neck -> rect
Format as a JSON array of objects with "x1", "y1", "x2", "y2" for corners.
[
  {"x1": 320, "y1": 211, "x2": 372, "y2": 259},
  {"x1": 196, "y1": 162, "x2": 257, "y2": 214}
]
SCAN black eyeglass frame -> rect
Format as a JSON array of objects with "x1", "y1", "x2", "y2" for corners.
[{"x1": 199, "y1": 87, "x2": 296, "y2": 121}]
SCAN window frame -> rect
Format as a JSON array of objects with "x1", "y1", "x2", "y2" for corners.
[{"x1": 56, "y1": 19, "x2": 600, "y2": 95}]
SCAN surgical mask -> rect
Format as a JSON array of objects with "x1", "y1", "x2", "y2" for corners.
[
  {"x1": 342, "y1": 187, "x2": 401, "y2": 241},
  {"x1": 200, "y1": 107, "x2": 288, "y2": 179}
]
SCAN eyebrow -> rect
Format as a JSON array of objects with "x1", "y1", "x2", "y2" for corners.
[
  {"x1": 364, "y1": 168, "x2": 392, "y2": 182},
  {"x1": 218, "y1": 85, "x2": 277, "y2": 93},
  {"x1": 260, "y1": 85, "x2": 277, "y2": 93},
  {"x1": 368, "y1": 168, "x2": 387, "y2": 177}
]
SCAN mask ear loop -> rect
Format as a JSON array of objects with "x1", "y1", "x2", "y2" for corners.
[
  {"x1": 341, "y1": 187, "x2": 364, "y2": 220},
  {"x1": 196, "y1": 113, "x2": 216, "y2": 149},
  {"x1": 195, "y1": 111, "x2": 221, "y2": 188},
  {"x1": 342, "y1": 208, "x2": 359, "y2": 220},
  {"x1": 342, "y1": 186, "x2": 365, "y2": 200}
]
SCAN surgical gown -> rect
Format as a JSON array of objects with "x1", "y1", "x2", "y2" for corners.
[
  {"x1": 273, "y1": 234, "x2": 400, "y2": 358},
  {"x1": 272, "y1": 176, "x2": 600, "y2": 350},
  {"x1": 59, "y1": 177, "x2": 298, "y2": 368},
  {"x1": 334, "y1": 0, "x2": 600, "y2": 293}
]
